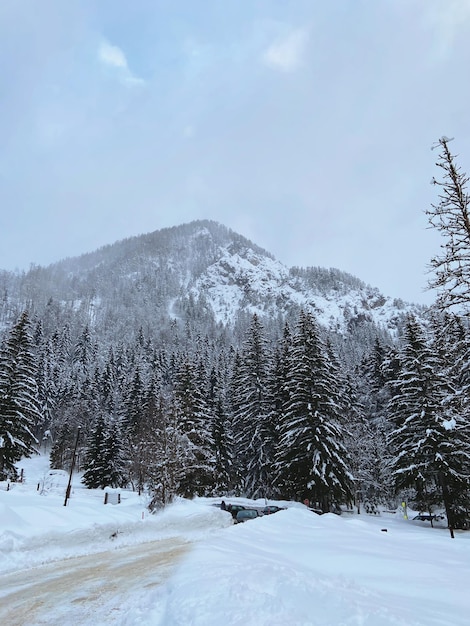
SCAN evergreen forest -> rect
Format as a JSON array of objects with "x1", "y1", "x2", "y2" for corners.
[{"x1": 2, "y1": 137, "x2": 470, "y2": 531}]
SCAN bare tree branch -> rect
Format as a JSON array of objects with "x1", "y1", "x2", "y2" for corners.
[{"x1": 426, "y1": 138, "x2": 470, "y2": 312}]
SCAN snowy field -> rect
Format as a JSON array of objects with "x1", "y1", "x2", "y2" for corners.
[{"x1": 1, "y1": 455, "x2": 469, "y2": 626}]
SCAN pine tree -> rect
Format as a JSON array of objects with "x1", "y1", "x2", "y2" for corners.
[
  {"x1": 82, "y1": 412, "x2": 106, "y2": 489},
  {"x1": 357, "y1": 337, "x2": 397, "y2": 509},
  {"x1": 173, "y1": 356, "x2": 215, "y2": 497},
  {"x1": 275, "y1": 310, "x2": 353, "y2": 510},
  {"x1": 227, "y1": 350, "x2": 244, "y2": 492},
  {"x1": 387, "y1": 315, "x2": 470, "y2": 526},
  {"x1": 50, "y1": 421, "x2": 76, "y2": 470},
  {"x1": 35, "y1": 342, "x2": 52, "y2": 437},
  {"x1": 208, "y1": 364, "x2": 233, "y2": 493},
  {"x1": 268, "y1": 321, "x2": 292, "y2": 481},
  {"x1": 72, "y1": 325, "x2": 98, "y2": 385},
  {"x1": 101, "y1": 418, "x2": 127, "y2": 488},
  {"x1": 126, "y1": 372, "x2": 164, "y2": 495},
  {"x1": 0, "y1": 311, "x2": 41, "y2": 480},
  {"x1": 231, "y1": 314, "x2": 274, "y2": 498},
  {"x1": 427, "y1": 137, "x2": 470, "y2": 311},
  {"x1": 430, "y1": 314, "x2": 470, "y2": 527},
  {"x1": 82, "y1": 413, "x2": 127, "y2": 489},
  {"x1": 122, "y1": 366, "x2": 145, "y2": 436},
  {"x1": 147, "y1": 395, "x2": 188, "y2": 510},
  {"x1": 120, "y1": 365, "x2": 148, "y2": 492}
]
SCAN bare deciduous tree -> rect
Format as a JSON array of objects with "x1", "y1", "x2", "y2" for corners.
[{"x1": 427, "y1": 137, "x2": 470, "y2": 311}]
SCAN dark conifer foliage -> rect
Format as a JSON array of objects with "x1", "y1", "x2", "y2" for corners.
[
  {"x1": 147, "y1": 393, "x2": 189, "y2": 510},
  {"x1": 121, "y1": 363, "x2": 152, "y2": 494},
  {"x1": 356, "y1": 337, "x2": 397, "y2": 509},
  {"x1": 207, "y1": 364, "x2": 233, "y2": 493},
  {"x1": 268, "y1": 321, "x2": 292, "y2": 473},
  {"x1": 82, "y1": 413, "x2": 127, "y2": 489},
  {"x1": 4, "y1": 220, "x2": 469, "y2": 524},
  {"x1": 387, "y1": 315, "x2": 470, "y2": 525},
  {"x1": 429, "y1": 314, "x2": 470, "y2": 527},
  {"x1": 101, "y1": 418, "x2": 127, "y2": 488},
  {"x1": 173, "y1": 356, "x2": 215, "y2": 497},
  {"x1": 73, "y1": 325, "x2": 96, "y2": 377},
  {"x1": 50, "y1": 421, "x2": 76, "y2": 470},
  {"x1": 35, "y1": 338, "x2": 56, "y2": 439},
  {"x1": 275, "y1": 310, "x2": 353, "y2": 510},
  {"x1": 0, "y1": 311, "x2": 41, "y2": 479},
  {"x1": 231, "y1": 314, "x2": 274, "y2": 498}
]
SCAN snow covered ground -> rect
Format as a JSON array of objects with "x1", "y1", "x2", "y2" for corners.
[{"x1": 1, "y1": 454, "x2": 469, "y2": 625}]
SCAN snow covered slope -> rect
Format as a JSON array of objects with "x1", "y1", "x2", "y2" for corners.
[
  {"x1": 1, "y1": 454, "x2": 469, "y2": 626},
  {"x1": 190, "y1": 229, "x2": 420, "y2": 332},
  {"x1": 0, "y1": 220, "x2": 425, "y2": 342}
]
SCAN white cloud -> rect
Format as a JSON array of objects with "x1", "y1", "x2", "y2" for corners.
[
  {"x1": 262, "y1": 28, "x2": 309, "y2": 72},
  {"x1": 98, "y1": 39, "x2": 144, "y2": 85},
  {"x1": 99, "y1": 40, "x2": 129, "y2": 69}
]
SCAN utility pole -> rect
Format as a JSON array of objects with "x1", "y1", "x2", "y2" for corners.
[
  {"x1": 64, "y1": 427, "x2": 81, "y2": 507},
  {"x1": 439, "y1": 472, "x2": 455, "y2": 539}
]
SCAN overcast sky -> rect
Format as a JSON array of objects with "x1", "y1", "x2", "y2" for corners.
[{"x1": 1, "y1": 1, "x2": 469, "y2": 304}]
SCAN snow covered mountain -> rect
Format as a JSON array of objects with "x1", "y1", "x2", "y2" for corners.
[
  {"x1": 187, "y1": 224, "x2": 418, "y2": 332},
  {"x1": 0, "y1": 220, "x2": 424, "y2": 344}
]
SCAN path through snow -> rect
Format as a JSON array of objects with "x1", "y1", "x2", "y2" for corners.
[{"x1": 0, "y1": 537, "x2": 190, "y2": 626}]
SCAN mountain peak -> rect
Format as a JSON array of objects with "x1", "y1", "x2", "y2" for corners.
[{"x1": 1, "y1": 220, "x2": 423, "y2": 343}]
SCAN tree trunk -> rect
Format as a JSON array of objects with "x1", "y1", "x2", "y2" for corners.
[{"x1": 439, "y1": 472, "x2": 455, "y2": 539}]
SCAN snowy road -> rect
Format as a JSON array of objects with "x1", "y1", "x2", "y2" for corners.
[
  {"x1": 0, "y1": 537, "x2": 191, "y2": 626},
  {"x1": 4, "y1": 454, "x2": 469, "y2": 626}
]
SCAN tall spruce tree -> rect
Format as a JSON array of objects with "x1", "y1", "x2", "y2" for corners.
[
  {"x1": 0, "y1": 311, "x2": 41, "y2": 480},
  {"x1": 127, "y1": 373, "x2": 164, "y2": 495},
  {"x1": 430, "y1": 314, "x2": 470, "y2": 527},
  {"x1": 208, "y1": 364, "x2": 233, "y2": 493},
  {"x1": 231, "y1": 314, "x2": 274, "y2": 498},
  {"x1": 35, "y1": 338, "x2": 56, "y2": 443},
  {"x1": 227, "y1": 350, "x2": 244, "y2": 492},
  {"x1": 73, "y1": 325, "x2": 96, "y2": 378},
  {"x1": 275, "y1": 310, "x2": 353, "y2": 510},
  {"x1": 265, "y1": 327, "x2": 291, "y2": 499},
  {"x1": 101, "y1": 417, "x2": 127, "y2": 488},
  {"x1": 173, "y1": 356, "x2": 214, "y2": 497},
  {"x1": 147, "y1": 395, "x2": 191, "y2": 510},
  {"x1": 82, "y1": 412, "x2": 107, "y2": 488},
  {"x1": 387, "y1": 315, "x2": 470, "y2": 526},
  {"x1": 357, "y1": 337, "x2": 397, "y2": 509},
  {"x1": 121, "y1": 366, "x2": 147, "y2": 492},
  {"x1": 82, "y1": 413, "x2": 127, "y2": 489},
  {"x1": 50, "y1": 421, "x2": 76, "y2": 470}
]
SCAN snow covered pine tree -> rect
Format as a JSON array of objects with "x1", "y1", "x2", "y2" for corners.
[{"x1": 0, "y1": 311, "x2": 42, "y2": 480}]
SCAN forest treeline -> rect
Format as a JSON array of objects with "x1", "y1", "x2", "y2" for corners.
[
  {"x1": 2, "y1": 137, "x2": 470, "y2": 529},
  {"x1": 1, "y1": 304, "x2": 469, "y2": 529}
]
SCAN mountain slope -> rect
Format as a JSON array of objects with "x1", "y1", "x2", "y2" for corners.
[{"x1": 1, "y1": 220, "x2": 423, "y2": 343}]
